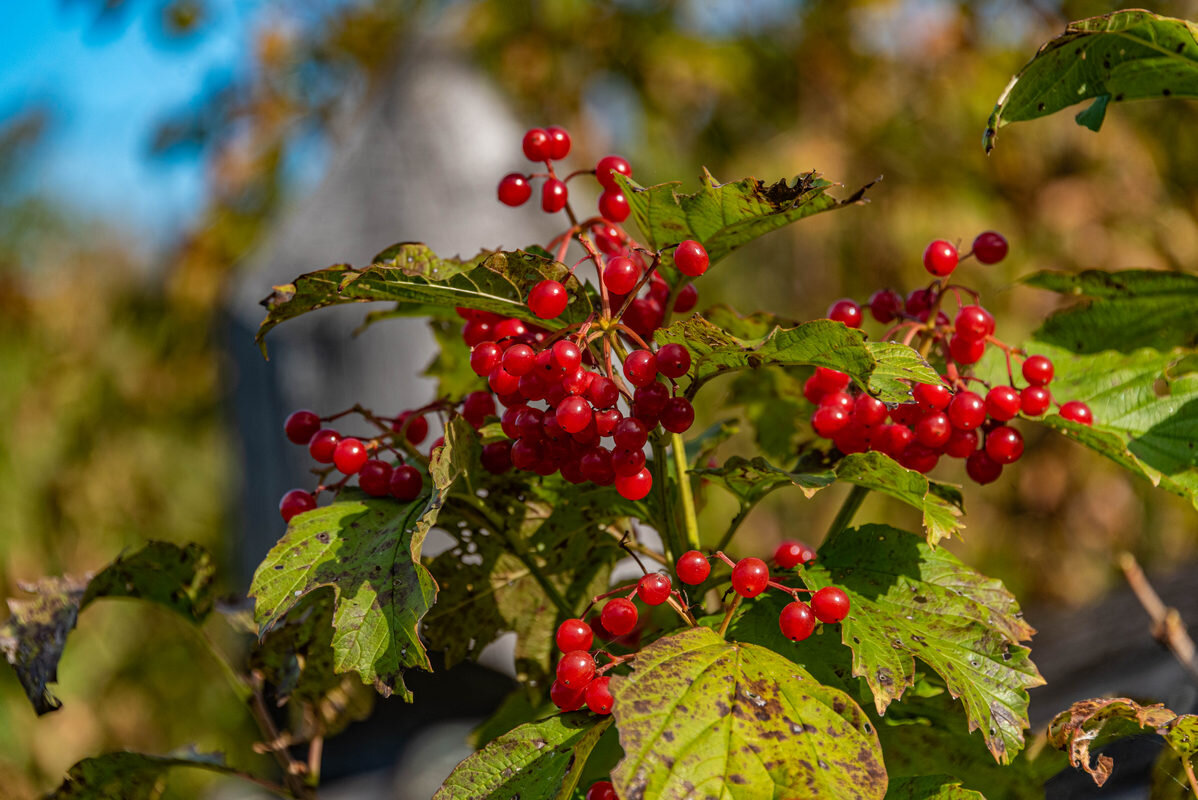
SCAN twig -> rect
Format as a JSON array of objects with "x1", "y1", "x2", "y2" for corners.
[
  {"x1": 718, "y1": 595, "x2": 742, "y2": 639},
  {"x1": 1118, "y1": 552, "x2": 1198, "y2": 684}
]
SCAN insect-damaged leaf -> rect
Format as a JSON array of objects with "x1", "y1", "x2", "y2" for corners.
[
  {"x1": 802, "y1": 525, "x2": 1043, "y2": 764},
  {"x1": 0, "y1": 542, "x2": 215, "y2": 714},
  {"x1": 609, "y1": 626, "x2": 887, "y2": 800},
  {"x1": 45, "y1": 747, "x2": 239, "y2": 799},
  {"x1": 984, "y1": 10, "x2": 1198, "y2": 152},
  {"x1": 434, "y1": 713, "x2": 611, "y2": 800}
]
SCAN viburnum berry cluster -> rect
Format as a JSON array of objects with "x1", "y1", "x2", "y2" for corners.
[{"x1": 813, "y1": 231, "x2": 1094, "y2": 485}]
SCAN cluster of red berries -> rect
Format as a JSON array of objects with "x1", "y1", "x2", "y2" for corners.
[
  {"x1": 815, "y1": 232, "x2": 1093, "y2": 484},
  {"x1": 276, "y1": 408, "x2": 430, "y2": 522},
  {"x1": 497, "y1": 126, "x2": 633, "y2": 223}
]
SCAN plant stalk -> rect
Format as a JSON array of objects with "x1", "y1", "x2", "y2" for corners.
[
  {"x1": 718, "y1": 595, "x2": 741, "y2": 639},
  {"x1": 671, "y1": 432, "x2": 701, "y2": 551},
  {"x1": 652, "y1": 440, "x2": 685, "y2": 564},
  {"x1": 826, "y1": 485, "x2": 869, "y2": 545}
]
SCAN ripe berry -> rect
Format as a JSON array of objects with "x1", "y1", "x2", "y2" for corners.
[
  {"x1": 389, "y1": 465, "x2": 423, "y2": 501},
  {"x1": 556, "y1": 618, "x2": 593, "y2": 653},
  {"x1": 494, "y1": 318, "x2": 528, "y2": 341},
  {"x1": 395, "y1": 411, "x2": 429, "y2": 444},
  {"x1": 587, "y1": 376, "x2": 619, "y2": 409},
  {"x1": 462, "y1": 391, "x2": 496, "y2": 427},
  {"x1": 284, "y1": 410, "x2": 321, "y2": 445},
  {"x1": 615, "y1": 468, "x2": 652, "y2": 500},
  {"x1": 779, "y1": 601, "x2": 816, "y2": 642},
  {"x1": 500, "y1": 343, "x2": 535, "y2": 376},
  {"x1": 522, "y1": 128, "x2": 551, "y2": 161},
  {"x1": 489, "y1": 365, "x2": 521, "y2": 396},
  {"x1": 812, "y1": 406, "x2": 849, "y2": 438},
  {"x1": 868, "y1": 289, "x2": 903, "y2": 323},
  {"x1": 596, "y1": 155, "x2": 632, "y2": 190},
  {"x1": 985, "y1": 386, "x2": 1021, "y2": 422},
  {"x1": 811, "y1": 586, "x2": 850, "y2": 623},
  {"x1": 811, "y1": 367, "x2": 851, "y2": 393},
  {"x1": 774, "y1": 540, "x2": 816, "y2": 569},
  {"x1": 333, "y1": 437, "x2": 369, "y2": 474},
  {"x1": 985, "y1": 426, "x2": 1024, "y2": 464},
  {"x1": 557, "y1": 396, "x2": 593, "y2": 434},
  {"x1": 623, "y1": 350, "x2": 658, "y2": 387},
  {"x1": 827, "y1": 299, "x2": 863, "y2": 328},
  {"x1": 612, "y1": 447, "x2": 647, "y2": 478},
  {"x1": 637, "y1": 573, "x2": 672, "y2": 606},
  {"x1": 1022, "y1": 355, "x2": 1054, "y2": 386},
  {"x1": 676, "y1": 550, "x2": 711, "y2": 585},
  {"x1": 853, "y1": 394, "x2": 888, "y2": 427},
  {"x1": 586, "y1": 781, "x2": 618, "y2": 800},
  {"x1": 656, "y1": 343, "x2": 691, "y2": 379},
  {"x1": 545, "y1": 125, "x2": 571, "y2": 159},
  {"x1": 947, "y1": 391, "x2": 986, "y2": 430},
  {"x1": 944, "y1": 428, "x2": 979, "y2": 458},
  {"x1": 624, "y1": 297, "x2": 663, "y2": 339},
  {"x1": 972, "y1": 231, "x2": 1008, "y2": 264},
  {"x1": 529, "y1": 280, "x2": 568, "y2": 319},
  {"x1": 279, "y1": 489, "x2": 316, "y2": 522},
  {"x1": 358, "y1": 459, "x2": 393, "y2": 496},
  {"x1": 1060, "y1": 400, "x2": 1094, "y2": 426},
  {"x1": 497, "y1": 173, "x2": 532, "y2": 206},
  {"x1": 613, "y1": 418, "x2": 648, "y2": 449},
  {"x1": 914, "y1": 412, "x2": 951, "y2": 448},
  {"x1": 954, "y1": 305, "x2": 995, "y2": 340},
  {"x1": 966, "y1": 450, "x2": 1002, "y2": 484},
  {"x1": 905, "y1": 288, "x2": 932, "y2": 315},
  {"x1": 949, "y1": 334, "x2": 986, "y2": 366},
  {"x1": 877, "y1": 424, "x2": 914, "y2": 458},
  {"x1": 462, "y1": 319, "x2": 494, "y2": 346},
  {"x1": 660, "y1": 397, "x2": 695, "y2": 434},
  {"x1": 481, "y1": 441, "x2": 513, "y2": 474},
  {"x1": 593, "y1": 408, "x2": 621, "y2": 437},
  {"x1": 819, "y1": 391, "x2": 854, "y2": 413},
  {"x1": 1020, "y1": 385, "x2": 1052, "y2": 417},
  {"x1": 552, "y1": 340, "x2": 582, "y2": 372},
  {"x1": 308, "y1": 428, "x2": 341, "y2": 463},
  {"x1": 899, "y1": 444, "x2": 939, "y2": 474},
  {"x1": 580, "y1": 447, "x2": 615, "y2": 485},
  {"x1": 730, "y1": 557, "x2": 769, "y2": 598},
  {"x1": 923, "y1": 239, "x2": 959, "y2": 277},
  {"x1": 541, "y1": 178, "x2": 568, "y2": 213},
  {"x1": 511, "y1": 438, "x2": 542, "y2": 471},
  {"x1": 550, "y1": 679, "x2": 586, "y2": 712},
  {"x1": 601, "y1": 598, "x2": 638, "y2": 636},
  {"x1": 674, "y1": 240, "x2": 709, "y2": 277},
  {"x1": 471, "y1": 342, "x2": 503, "y2": 376},
  {"x1": 603, "y1": 257, "x2": 639, "y2": 295},
  {"x1": 833, "y1": 423, "x2": 871, "y2": 455},
  {"x1": 599, "y1": 190, "x2": 630, "y2": 222},
  {"x1": 585, "y1": 676, "x2": 613, "y2": 715},
  {"x1": 913, "y1": 382, "x2": 952, "y2": 411},
  {"x1": 557, "y1": 650, "x2": 596, "y2": 688}
]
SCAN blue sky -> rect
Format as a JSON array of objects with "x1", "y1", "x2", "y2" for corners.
[{"x1": 0, "y1": 1, "x2": 256, "y2": 242}]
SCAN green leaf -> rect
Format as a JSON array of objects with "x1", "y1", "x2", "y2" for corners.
[
  {"x1": 0, "y1": 542, "x2": 215, "y2": 714},
  {"x1": 1024, "y1": 269, "x2": 1198, "y2": 353},
  {"x1": 984, "y1": 10, "x2": 1198, "y2": 152},
  {"x1": 698, "y1": 452, "x2": 965, "y2": 545},
  {"x1": 728, "y1": 369, "x2": 808, "y2": 462},
  {"x1": 610, "y1": 626, "x2": 887, "y2": 800},
  {"x1": 256, "y1": 245, "x2": 591, "y2": 354},
  {"x1": 655, "y1": 313, "x2": 938, "y2": 403},
  {"x1": 45, "y1": 747, "x2": 239, "y2": 799},
  {"x1": 615, "y1": 170, "x2": 873, "y2": 273},
  {"x1": 434, "y1": 713, "x2": 611, "y2": 800},
  {"x1": 884, "y1": 775, "x2": 986, "y2": 800},
  {"x1": 803, "y1": 525, "x2": 1043, "y2": 763},
  {"x1": 423, "y1": 318, "x2": 484, "y2": 399}
]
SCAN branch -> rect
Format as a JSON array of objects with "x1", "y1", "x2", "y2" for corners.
[{"x1": 1118, "y1": 552, "x2": 1198, "y2": 684}]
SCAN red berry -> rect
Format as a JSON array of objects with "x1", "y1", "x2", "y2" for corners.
[
  {"x1": 603, "y1": 256, "x2": 640, "y2": 295},
  {"x1": 905, "y1": 288, "x2": 932, "y2": 315},
  {"x1": 462, "y1": 391, "x2": 497, "y2": 427},
  {"x1": 812, "y1": 405, "x2": 849, "y2": 438},
  {"x1": 819, "y1": 390, "x2": 854, "y2": 413},
  {"x1": 522, "y1": 128, "x2": 551, "y2": 161},
  {"x1": 944, "y1": 428, "x2": 979, "y2": 459},
  {"x1": 914, "y1": 412, "x2": 951, "y2": 448},
  {"x1": 556, "y1": 618, "x2": 594, "y2": 653},
  {"x1": 868, "y1": 289, "x2": 904, "y2": 323},
  {"x1": 853, "y1": 394, "x2": 888, "y2": 428},
  {"x1": 501, "y1": 343, "x2": 535, "y2": 376},
  {"x1": 832, "y1": 422, "x2": 871, "y2": 455},
  {"x1": 898, "y1": 444, "x2": 940, "y2": 473},
  {"x1": 676, "y1": 550, "x2": 711, "y2": 585},
  {"x1": 557, "y1": 396, "x2": 593, "y2": 434},
  {"x1": 585, "y1": 675, "x2": 613, "y2": 715},
  {"x1": 877, "y1": 424, "x2": 914, "y2": 458},
  {"x1": 308, "y1": 428, "x2": 341, "y2": 463},
  {"x1": 552, "y1": 340, "x2": 582, "y2": 372},
  {"x1": 827, "y1": 299, "x2": 862, "y2": 328},
  {"x1": 489, "y1": 365, "x2": 520, "y2": 396},
  {"x1": 1060, "y1": 400, "x2": 1094, "y2": 426},
  {"x1": 986, "y1": 386, "x2": 1021, "y2": 422},
  {"x1": 481, "y1": 441, "x2": 513, "y2": 474},
  {"x1": 985, "y1": 425, "x2": 1024, "y2": 464},
  {"x1": 730, "y1": 557, "x2": 769, "y2": 598},
  {"x1": 923, "y1": 240, "x2": 959, "y2": 277},
  {"x1": 1020, "y1": 385, "x2": 1052, "y2": 416},
  {"x1": 358, "y1": 459, "x2": 393, "y2": 496},
  {"x1": 389, "y1": 465, "x2": 423, "y2": 501},
  {"x1": 471, "y1": 342, "x2": 503, "y2": 376},
  {"x1": 550, "y1": 679, "x2": 586, "y2": 712},
  {"x1": 497, "y1": 173, "x2": 532, "y2": 206},
  {"x1": 615, "y1": 468, "x2": 652, "y2": 500},
  {"x1": 623, "y1": 350, "x2": 658, "y2": 387},
  {"x1": 966, "y1": 450, "x2": 1002, "y2": 484},
  {"x1": 612, "y1": 418, "x2": 648, "y2": 449},
  {"x1": 637, "y1": 573, "x2": 672, "y2": 606},
  {"x1": 972, "y1": 231, "x2": 1008, "y2": 264},
  {"x1": 624, "y1": 297, "x2": 664, "y2": 338},
  {"x1": 279, "y1": 489, "x2": 316, "y2": 522},
  {"x1": 949, "y1": 334, "x2": 986, "y2": 366},
  {"x1": 586, "y1": 376, "x2": 619, "y2": 409},
  {"x1": 462, "y1": 319, "x2": 493, "y2": 346},
  {"x1": 529, "y1": 280, "x2": 568, "y2": 319},
  {"x1": 674, "y1": 283, "x2": 699, "y2": 313},
  {"x1": 674, "y1": 240, "x2": 709, "y2": 277},
  {"x1": 596, "y1": 155, "x2": 632, "y2": 190},
  {"x1": 586, "y1": 781, "x2": 618, "y2": 800},
  {"x1": 812, "y1": 367, "x2": 851, "y2": 393},
  {"x1": 284, "y1": 410, "x2": 321, "y2": 445},
  {"x1": 594, "y1": 408, "x2": 621, "y2": 437},
  {"x1": 333, "y1": 437, "x2": 369, "y2": 474},
  {"x1": 947, "y1": 391, "x2": 986, "y2": 430},
  {"x1": 660, "y1": 397, "x2": 695, "y2": 434},
  {"x1": 580, "y1": 447, "x2": 615, "y2": 485},
  {"x1": 599, "y1": 189, "x2": 630, "y2": 222},
  {"x1": 657, "y1": 343, "x2": 691, "y2": 379},
  {"x1": 395, "y1": 411, "x2": 429, "y2": 445},
  {"x1": 557, "y1": 650, "x2": 596, "y2": 687},
  {"x1": 811, "y1": 586, "x2": 850, "y2": 623},
  {"x1": 774, "y1": 540, "x2": 816, "y2": 569},
  {"x1": 545, "y1": 126, "x2": 571, "y2": 159},
  {"x1": 954, "y1": 305, "x2": 995, "y2": 340},
  {"x1": 611, "y1": 447, "x2": 647, "y2": 478},
  {"x1": 601, "y1": 598, "x2": 639, "y2": 636},
  {"x1": 913, "y1": 382, "x2": 952, "y2": 411},
  {"x1": 779, "y1": 601, "x2": 817, "y2": 641},
  {"x1": 541, "y1": 178, "x2": 568, "y2": 213},
  {"x1": 1022, "y1": 355, "x2": 1054, "y2": 386},
  {"x1": 494, "y1": 318, "x2": 528, "y2": 341}
]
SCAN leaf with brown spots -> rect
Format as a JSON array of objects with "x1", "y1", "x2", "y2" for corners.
[
  {"x1": 802, "y1": 525, "x2": 1042, "y2": 764},
  {"x1": 434, "y1": 713, "x2": 611, "y2": 800},
  {"x1": 45, "y1": 747, "x2": 239, "y2": 799},
  {"x1": 610, "y1": 626, "x2": 887, "y2": 800}
]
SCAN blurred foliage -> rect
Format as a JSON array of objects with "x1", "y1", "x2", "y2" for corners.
[{"x1": 6, "y1": 0, "x2": 1198, "y2": 795}]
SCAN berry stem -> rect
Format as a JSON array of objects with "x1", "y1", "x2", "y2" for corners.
[
  {"x1": 613, "y1": 252, "x2": 664, "y2": 321},
  {"x1": 665, "y1": 594, "x2": 699, "y2": 627},
  {"x1": 826, "y1": 485, "x2": 869, "y2": 547},
  {"x1": 671, "y1": 432, "x2": 701, "y2": 551},
  {"x1": 717, "y1": 595, "x2": 742, "y2": 639}
]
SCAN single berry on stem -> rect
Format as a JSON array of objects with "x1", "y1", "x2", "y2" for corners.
[
  {"x1": 676, "y1": 550, "x2": 711, "y2": 585},
  {"x1": 601, "y1": 598, "x2": 639, "y2": 636},
  {"x1": 556, "y1": 618, "x2": 594, "y2": 653},
  {"x1": 1022, "y1": 354, "x2": 1054, "y2": 386},
  {"x1": 774, "y1": 540, "x2": 816, "y2": 569},
  {"x1": 595, "y1": 155, "x2": 632, "y2": 190},
  {"x1": 985, "y1": 386, "x2": 1021, "y2": 422},
  {"x1": 1060, "y1": 400, "x2": 1094, "y2": 426},
  {"x1": 615, "y1": 468, "x2": 653, "y2": 500},
  {"x1": 868, "y1": 289, "x2": 903, "y2": 323},
  {"x1": 949, "y1": 333, "x2": 986, "y2": 365},
  {"x1": 1020, "y1": 385, "x2": 1052, "y2": 417},
  {"x1": 966, "y1": 449, "x2": 1002, "y2": 484},
  {"x1": 541, "y1": 178, "x2": 568, "y2": 213},
  {"x1": 954, "y1": 305, "x2": 995, "y2": 340},
  {"x1": 674, "y1": 240, "x2": 709, "y2": 277},
  {"x1": 358, "y1": 459, "x2": 393, "y2": 496},
  {"x1": 811, "y1": 586, "x2": 850, "y2": 623},
  {"x1": 598, "y1": 190, "x2": 630, "y2": 222},
  {"x1": 556, "y1": 650, "x2": 596, "y2": 688},
  {"x1": 308, "y1": 428, "x2": 341, "y2": 463},
  {"x1": 985, "y1": 426, "x2": 1024, "y2": 464},
  {"x1": 497, "y1": 173, "x2": 532, "y2": 206},
  {"x1": 528, "y1": 280, "x2": 569, "y2": 319},
  {"x1": 779, "y1": 601, "x2": 816, "y2": 641},
  {"x1": 656, "y1": 343, "x2": 691, "y2": 379},
  {"x1": 522, "y1": 128, "x2": 551, "y2": 161},
  {"x1": 730, "y1": 557, "x2": 770, "y2": 598},
  {"x1": 923, "y1": 239, "x2": 959, "y2": 276},
  {"x1": 550, "y1": 680, "x2": 586, "y2": 712},
  {"x1": 637, "y1": 573, "x2": 672, "y2": 606},
  {"x1": 389, "y1": 465, "x2": 423, "y2": 501},
  {"x1": 333, "y1": 437, "x2": 369, "y2": 474},
  {"x1": 660, "y1": 397, "x2": 695, "y2": 434},
  {"x1": 972, "y1": 231, "x2": 1009, "y2": 264},
  {"x1": 585, "y1": 676, "x2": 613, "y2": 715},
  {"x1": 279, "y1": 489, "x2": 316, "y2": 522},
  {"x1": 284, "y1": 410, "x2": 321, "y2": 445},
  {"x1": 586, "y1": 781, "x2": 618, "y2": 800},
  {"x1": 623, "y1": 350, "x2": 658, "y2": 387},
  {"x1": 603, "y1": 256, "x2": 640, "y2": 295},
  {"x1": 545, "y1": 125, "x2": 571, "y2": 159},
  {"x1": 827, "y1": 299, "x2": 862, "y2": 328},
  {"x1": 913, "y1": 382, "x2": 952, "y2": 411},
  {"x1": 947, "y1": 390, "x2": 986, "y2": 430}
]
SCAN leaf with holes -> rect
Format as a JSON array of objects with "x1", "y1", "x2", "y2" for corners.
[
  {"x1": 610, "y1": 626, "x2": 887, "y2": 800},
  {"x1": 802, "y1": 525, "x2": 1042, "y2": 763},
  {"x1": 984, "y1": 10, "x2": 1198, "y2": 152},
  {"x1": 46, "y1": 747, "x2": 240, "y2": 799}
]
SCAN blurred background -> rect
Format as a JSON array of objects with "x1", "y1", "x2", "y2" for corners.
[{"x1": 3, "y1": 0, "x2": 1198, "y2": 797}]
